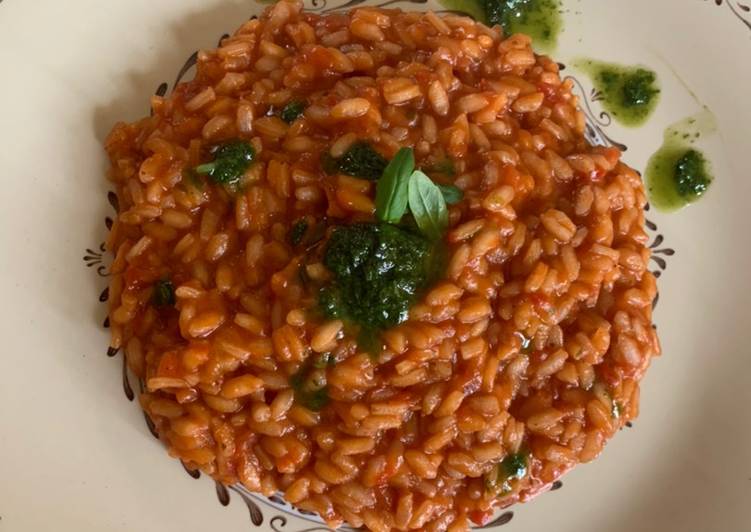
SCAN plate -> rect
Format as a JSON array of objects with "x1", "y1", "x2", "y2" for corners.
[{"x1": 1, "y1": 1, "x2": 750, "y2": 531}]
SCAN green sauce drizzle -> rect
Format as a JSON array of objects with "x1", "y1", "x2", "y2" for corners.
[
  {"x1": 437, "y1": 0, "x2": 562, "y2": 51},
  {"x1": 574, "y1": 59, "x2": 660, "y2": 127},
  {"x1": 645, "y1": 109, "x2": 717, "y2": 212}
]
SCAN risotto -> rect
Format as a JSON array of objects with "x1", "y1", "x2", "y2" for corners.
[{"x1": 103, "y1": 1, "x2": 660, "y2": 530}]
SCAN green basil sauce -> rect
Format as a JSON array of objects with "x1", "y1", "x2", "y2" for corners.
[
  {"x1": 289, "y1": 360, "x2": 330, "y2": 411},
  {"x1": 319, "y1": 223, "x2": 439, "y2": 354},
  {"x1": 194, "y1": 140, "x2": 255, "y2": 186},
  {"x1": 279, "y1": 100, "x2": 306, "y2": 124},
  {"x1": 484, "y1": 452, "x2": 529, "y2": 494},
  {"x1": 574, "y1": 59, "x2": 660, "y2": 127},
  {"x1": 322, "y1": 142, "x2": 388, "y2": 181},
  {"x1": 288, "y1": 219, "x2": 309, "y2": 246},
  {"x1": 437, "y1": 0, "x2": 562, "y2": 51},
  {"x1": 152, "y1": 279, "x2": 175, "y2": 307},
  {"x1": 645, "y1": 109, "x2": 716, "y2": 212}
]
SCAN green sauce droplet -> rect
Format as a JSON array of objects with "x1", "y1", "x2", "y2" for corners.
[
  {"x1": 438, "y1": 0, "x2": 562, "y2": 51},
  {"x1": 574, "y1": 59, "x2": 660, "y2": 127},
  {"x1": 645, "y1": 109, "x2": 717, "y2": 212}
]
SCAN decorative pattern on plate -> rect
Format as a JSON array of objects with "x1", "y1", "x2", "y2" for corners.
[
  {"x1": 563, "y1": 71, "x2": 628, "y2": 152},
  {"x1": 83, "y1": 243, "x2": 109, "y2": 277},
  {"x1": 708, "y1": 0, "x2": 751, "y2": 31},
  {"x1": 84, "y1": 2, "x2": 675, "y2": 529},
  {"x1": 306, "y1": 0, "x2": 428, "y2": 13},
  {"x1": 646, "y1": 227, "x2": 675, "y2": 280}
]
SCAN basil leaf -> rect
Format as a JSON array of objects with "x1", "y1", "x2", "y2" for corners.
[
  {"x1": 408, "y1": 170, "x2": 448, "y2": 241},
  {"x1": 437, "y1": 184, "x2": 464, "y2": 205},
  {"x1": 375, "y1": 147, "x2": 415, "y2": 223}
]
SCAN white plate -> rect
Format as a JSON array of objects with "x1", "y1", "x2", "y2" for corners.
[{"x1": 1, "y1": 1, "x2": 750, "y2": 531}]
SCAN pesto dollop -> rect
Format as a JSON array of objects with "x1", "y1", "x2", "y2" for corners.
[
  {"x1": 319, "y1": 223, "x2": 432, "y2": 333},
  {"x1": 322, "y1": 142, "x2": 388, "y2": 181},
  {"x1": 645, "y1": 109, "x2": 717, "y2": 212},
  {"x1": 674, "y1": 150, "x2": 711, "y2": 197},
  {"x1": 437, "y1": 0, "x2": 562, "y2": 51},
  {"x1": 574, "y1": 59, "x2": 660, "y2": 127}
]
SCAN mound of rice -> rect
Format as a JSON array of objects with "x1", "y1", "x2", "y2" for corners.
[{"x1": 104, "y1": 1, "x2": 660, "y2": 530}]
